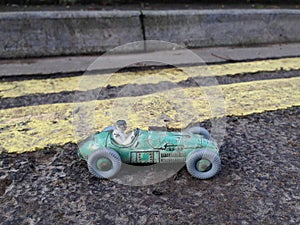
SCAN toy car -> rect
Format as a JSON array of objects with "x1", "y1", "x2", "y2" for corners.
[{"x1": 78, "y1": 120, "x2": 221, "y2": 179}]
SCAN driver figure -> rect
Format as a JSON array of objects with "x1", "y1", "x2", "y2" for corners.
[{"x1": 112, "y1": 120, "x2": 135, "y2": 145}]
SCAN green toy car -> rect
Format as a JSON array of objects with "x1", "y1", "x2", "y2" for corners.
[{"x1": 78, "y1": 120, "x2": 221, "y2": 180}]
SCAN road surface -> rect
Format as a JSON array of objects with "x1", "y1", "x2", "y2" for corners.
[{"x1": 0, "y1": 57, "x2": 299, "y2": 224}]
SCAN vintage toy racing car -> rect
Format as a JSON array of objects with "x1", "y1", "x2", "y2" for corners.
[{"x1": 78, "y1": 120, "x2": 221, "y2": 179}]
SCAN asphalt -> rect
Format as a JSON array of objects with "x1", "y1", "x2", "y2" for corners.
[{"x1": 0, "y1": 106, "x2": 299, "y2": 224}]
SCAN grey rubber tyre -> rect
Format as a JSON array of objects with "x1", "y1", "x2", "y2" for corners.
[
  {"x1": 186, "y1": 149, "x2": 221, "y2": 179},
  {"x1": 186, "y1": 126, "x2": 211, "y2": 140},
  {"x1": 88, "y1": 148, "x2": 121, "y2": 179}
]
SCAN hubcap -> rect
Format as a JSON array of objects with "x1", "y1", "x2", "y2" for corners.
[
  {"x1": 196, "y1": 159, "x2": 212, "y2": 172},
  {"x1": 96, "y1": 158, "x2": 112, "y2": 171}
]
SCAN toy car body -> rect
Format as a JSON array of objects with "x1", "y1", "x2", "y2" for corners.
[{"x1": 78, "y1": 125, "x2": 221, "y2": 179}]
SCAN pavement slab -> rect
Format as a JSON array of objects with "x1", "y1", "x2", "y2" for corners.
[{"x1": 1, "y1": 43, "x2": 300, "y2": 77}]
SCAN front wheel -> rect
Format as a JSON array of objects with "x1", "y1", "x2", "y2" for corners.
[
  {"x1": 186, "y1": 149, "x2": 221, "y2": 179},
  {"x1": 87, "y1": 148, "x2": 121, "y2": 179}
]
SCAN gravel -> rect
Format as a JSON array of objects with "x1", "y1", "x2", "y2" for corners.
[{"x1": 0, "y1": 106, "x2": 299, "y2": 224}]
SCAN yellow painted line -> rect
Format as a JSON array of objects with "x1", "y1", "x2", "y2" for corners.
[
  {"x1": 1, "y1": 57, "x2": 300, "y2": 98},
  {"x1": 0, "y1": 77, "x2": 299, "y2": 153}
]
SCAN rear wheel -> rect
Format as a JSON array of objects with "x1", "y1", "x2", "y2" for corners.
[
  {"x1": 186, "y1": 149, "x2": 221, "y2": 179},
  {"x1": 185, "y1": 126, "x2": 211, "y2": 140},
  {"x1": 87, "y1": 148, "x2": 121, "y2": 179}
]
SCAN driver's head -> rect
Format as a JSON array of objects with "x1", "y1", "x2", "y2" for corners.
[{"x1": 116, "y1": 120, "x2": 127, "y2": 132}]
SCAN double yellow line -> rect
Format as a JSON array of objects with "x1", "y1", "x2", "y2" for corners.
[
  {"x1": 0, "y1": 58, "x2": 300, "y2": 153},
  {"x1": 1, "y1": 57, "x2": 300, "y2": 98}
]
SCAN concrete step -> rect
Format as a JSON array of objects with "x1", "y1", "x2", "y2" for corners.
[{"x1": 0, "y1": 9, "x2": 300, "y2": 59}]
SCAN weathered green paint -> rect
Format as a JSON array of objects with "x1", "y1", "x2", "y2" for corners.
[{"x1": 78, "y1": 128, "x2": 219, "y2": 165}]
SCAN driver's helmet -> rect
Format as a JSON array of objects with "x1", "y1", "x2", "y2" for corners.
[{"x1": 115, "y1": 120, "x2": 127, "y2": 132}]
